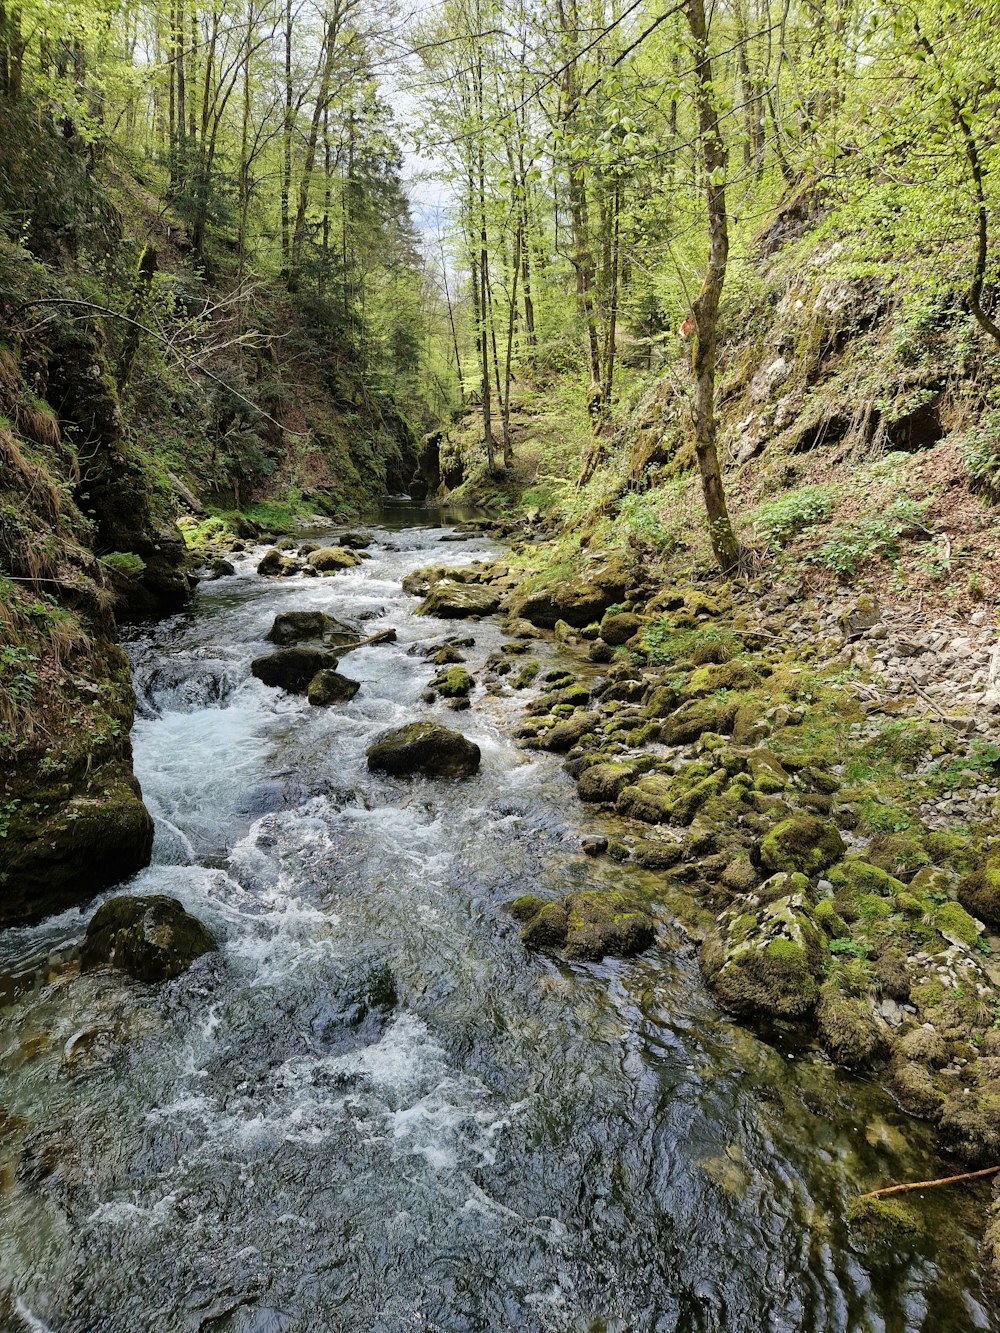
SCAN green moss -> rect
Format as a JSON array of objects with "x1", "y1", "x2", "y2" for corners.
[
  {"x1": 814, "y1": 898, "x2": 850, "y2": 938},
  {"x1": 757, "y1": 816, "x2": 846, "y2": 876},
  {"x1": 429, "y1": 666, "x2": 473, "y2": 698},
  {"x1": 931, "y1": 901, "x2": 980, "y2": 948},
  {"x1": 847, "y1": 1196, "x2": 923, "y2": 1244}
]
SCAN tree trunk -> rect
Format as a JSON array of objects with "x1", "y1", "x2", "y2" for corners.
[
  {"x1": 290, "y1": 15, "x2": 340, "y2": 286},
  {"x1": 686, "y1": 0, "x2": 740, "y2": 574}
]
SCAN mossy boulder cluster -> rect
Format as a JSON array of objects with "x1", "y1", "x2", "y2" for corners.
[
  {"x1": 509, "y1": 889, "x2": 655, "y2": 962},
  {"x1": 251, "y1": 613, "x2": 365, "y2": 705},
  {"x1": 257, "y1": 543, "x2": 365, "y2": 578},
  {"x1": 485, "y1": 553, "x2": 1000, "y2": 1152}
]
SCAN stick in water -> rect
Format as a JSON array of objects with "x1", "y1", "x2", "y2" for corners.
[{"x1": 858, "y1": 1165, "x2": 1000, "y2": 1200}]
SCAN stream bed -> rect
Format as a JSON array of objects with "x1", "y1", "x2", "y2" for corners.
[{"x1": 0, "y1": 507, "x2": 996, "y2": 1331}]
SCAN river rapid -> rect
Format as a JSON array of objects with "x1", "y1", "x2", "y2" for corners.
[{"x1": 0, "y1": 506, "x2": 995, "y2": 1332}]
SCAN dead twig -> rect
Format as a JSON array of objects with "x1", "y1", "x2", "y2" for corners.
[{"x1": 858, "y1": 1165, "x2": 1000, "y2": 1200}]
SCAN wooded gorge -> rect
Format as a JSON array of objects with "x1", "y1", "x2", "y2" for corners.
[{"x1": 3, "y1": 0, "x2": 1000, "y2": 1326}]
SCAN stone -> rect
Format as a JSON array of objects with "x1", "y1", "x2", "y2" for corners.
[
  {"x1": 755, "y1": 816, "x2": 845, "y2": 876},
  {"x1": 599, "y1": 611, "x2": 642, "y2": 645},
  {"x1": 429, "y1": 666, "x2": 473, "y2": 697},
  {"x1": 306, "y1": 546, "x2": 362, "y2": 572},
  {"x1": 578, "y1": 762, "x2": 635, "y2": 803},
  {"x1": 840, "y1": 595, "x2": 881, "y2": 641},
  {"x1": 660, "y1": 697, "x2": 738, "y2": 745},
  {"x1": 257, "y1": 548, "x2": 296, "y2": 576},
  {"x1": 307, "y1": 669, "x2": 360, "y2": 706},
  {"x1": 582, "y1": 836, "x2": 609, "y2": 856},
  {"x1": 416, "y1": 581, "x2": 501, "y2": 618},
  {"x1": 515, "y1": 889, "x2": 654, "y2": 960},
  {"x1": 81, "y1": 895, "x2": 216, "y2": 982},
  {"x1": 251, "y1": 648, "x2": 340, "y2": 694},
  {"x1": 541, "y1": 711, "x2": 600, "y2": 752},
  {"x1": 367, "y1": 722, "x2": 481, "y2": 777},
  {"x1": 339, "y1": 532, "x2": 372, "y2": 548},
  {"x1": 266, "y1": 611, "x2": 360, "y2": 649},
  {"x1": 209, "y1": 558, "x2": 235, "y2": 579}
]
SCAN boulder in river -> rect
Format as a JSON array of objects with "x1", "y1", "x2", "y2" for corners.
[
  {"x1": 81, "y1": 895, "x2": 216, "y2": 982},
  {"x1": 266, "y1": 610, "x2": 360, "y2": 649},
  {"x1": 416, "y1": 581, "x2": 500, "y2": 618},
  {"x1": 428, "y1": 666, "x2": 473, "y2": 697},
  {"x1": 307, "y1": 669, "x2": 360, "y2": 706},
  {"x1": 257, "y1": 548, "x2": 299, "y2": 576},
  {"x1": 367, "y1": 722, "x2": 481, "y2": 777},
  {"x1": 307, "y1": 547, "x2": 362, "y2": 572},
  {"x1": 251, "y1": 647, "x2": 340, "y2": 693}
]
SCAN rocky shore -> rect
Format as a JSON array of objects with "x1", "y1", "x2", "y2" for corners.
[{"x1": 397, "y1": 544, "x2": 1000, "y2": 1213}]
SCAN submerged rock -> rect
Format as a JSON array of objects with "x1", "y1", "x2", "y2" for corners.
[
  {"x1": 251, "y1": 648, "x2": 340, "y2": 694},
  {"x1": 307, "y1": 669, "x2": 360, "y2": 706},
  {"x1": 266, "y1": 611, "x2": 360, "y2": 649},
  {"x1": 367, "y1": 722, "x2": 481, "y2": 777},
  {"x1": 81, "y1": 895, "x2": 216, "y2": 982},
  {"x1": 416, "y1": 581, "x2": 500, "y2": 618}
]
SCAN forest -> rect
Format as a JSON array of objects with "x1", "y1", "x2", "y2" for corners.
[{"x1": 2, "y1": 0, "x2": 1000, "y2": 1327}]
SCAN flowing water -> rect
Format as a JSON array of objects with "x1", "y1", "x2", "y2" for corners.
[{"x1": 0, "y1": 507, "x2": 996, "y2": 1332}]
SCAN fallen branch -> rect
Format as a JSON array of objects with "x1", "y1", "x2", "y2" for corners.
[
  {"x1": 342, "y1": 629, "x2": 397, "y2": 651},
  {"x1": 904, "y1": 672, "x2": 949, "y2": 722},
  {"x1": 858, "y1": 1165, "x2": 1000, "y2": 1200}
]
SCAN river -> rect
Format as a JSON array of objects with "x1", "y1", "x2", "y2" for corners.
[{"x1": 0, "y1": 506, "x2": 994, "y2": 1331}]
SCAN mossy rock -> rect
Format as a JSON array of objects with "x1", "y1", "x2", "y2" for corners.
[
  {"x1": 641, "y1": 684, "x2": 680, "y2": 720},
  {"x1": 720, "y1": 853, "x2": 759, "y2": 894},
  {"x1": 0, "y1": 764, "x2": 154, "y2": 927},
  {"x1": 257, "y1": 548, "x2": 298, "y2": 576},
  {"x1": 307, "y1": 669, "x2": 360, "y2": 706},
  {"x1": 661, "y1": 697, "x2": 738, "y2": 745},
  {"x1": 865, "y1": 832, "x2": 931, "y2": 882},
  {"x1": 251, "y1": 647, "x2": 340, "y2": 695},
  {"x1": 746, "y1": 749, "x2": 790, "y2": 794},
  {"x1": 958, "y1": 855, "x2": 1000, "y2": 930},
  {"x1": 429, "y1": 666, "x2": 473, "y2": 698},
  {"x1": 813, "y1": 898, "x2": 850, "y2": 939},
  {"x1": 816, "y1": 981, "x2": 890, "y2": 1070},
  {"x1": 701, "y1": 881, "x2": 829, "y2": 1020},
  {"x1": 267, "y1": 610, "x2": 360, "y2": 649},
  {"x1": 417, "y1": 581, "x2": 501, "y2": 618},
  {"x1": 563, "y1": 889, "x2": 655, "y2": 961},
  {"x1": 633, "y1": 838, "x2": 683, "y2": 869},
  {"x1": 682, "y1": 660, "x2": 761, "y2": 700},
  {"x1": 599, "y1": 611, "x2": 642, "y2": 645},
  {"x1": 507, "y1": 895, "x2": 545, "y2": 923},
  {"x1": 616, "y1": 770, "x2": 726, "y2": 826},
  {"x1": 521, "y1": 901, "x2": 570, "y2": 951},
  {"x1": 542, "y1": 711, "x2": 601, "y2": 753},
  {"x1": 931, "y1": 900, "x2": 981, "y2": 948},
  {"x1": 756, "y1": 817, "x2": 845, "y2": 877},
  {"x1": 367, "y1": 722, "x2": 481, "y2": 778},
  {"x1": 578, "y1": 762, "x2": 635, "y2": 804},
  {"x1": 829, "y1": 860, "x2": 907, "y2": 899},
  {"x1": 307, "y1": 546, "x2": 362, "y2": 572},
  {"x1": 81, "y1": 894, "x2": 216, "y2": 983},
  {"x1": 887, "y1": 1055, "x2": 946, "y2": 1118}
]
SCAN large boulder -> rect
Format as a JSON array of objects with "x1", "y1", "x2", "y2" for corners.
[
  {"x1": 81, "y1": 895, "x2": 216, "y2": 982},
  {"x1": 367, "y1": 722, "x2": 481, "y2": 777},
  {"x1": 701, "y1": 875, "x2": 829, "y2": 1020},
  {"x1": 599, "y1": 611, "x2": 642, "y2": 645},
  {"x1": 0, "y1": 765, "x2": 154, "y2": 926},
  {"x1": 429, "y1": 666, "x2": 473, "y2": 697},
  {"x1": 616, "y1": 769, "x2": 726, "y2": 825},
  {"x1": 307, "y1": 669, "x2": 360, "y2": 706},
  {"x1": 266, "y1": 611, "x2": 360, "y2": 649},
  {"x1": 251, "y1": 648, "x2": 340, "y2": 694},
  {"x1": 578, "y1": 762, "x2": 636, "y2": 803},
  {"x1": 755, "y1": 816, "x2": 845, "y2": 877},
  {"x1": 958, "y1": 855, "x2": 1000, "y2": 929},
  {"x1": 307, "y1": 547, "x2": 362, "y2": 572},
  {"x1": 257, "y1": 548, "x2": 298, "y2": 576},
  {"x1": 509, "y1": 575, "x2": 628, "y2": 630},
  {"x1": 416, "y1": 581, "x2": 501, "y2": 618}
]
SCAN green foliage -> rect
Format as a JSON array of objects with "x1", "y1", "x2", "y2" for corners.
[
  {"x1": 810, "y1": 496, "x2": 929, "y2": 577},
  {"x1": 100, "y1": 551, "x2": 146, "y2": 579},
  {"x1": 958, "y1": 410, "x2": 1000, "y2": 501},
  {"x1": 752, "y1": 484, "x2": 839, "y2": 550}
]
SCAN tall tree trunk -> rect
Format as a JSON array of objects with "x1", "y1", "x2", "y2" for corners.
[
  {"x1": 502, "y1": 225, "x2": 521, "y2": 465},
  {"x1": 290, "y1": 14, "x2": 340, "y2": 286},
  {"x1": 440, "y1": 244, "x2": 463, "y2": 404},
  {"x1": 686, "y1": 0, "x2": 740, "y2": 574},
  {"x1": 600, "y1": 177, "x2": 621, "y2": 412},
  {"x1": 280, "y1": 0, "x2": 293, "y2": 276}
]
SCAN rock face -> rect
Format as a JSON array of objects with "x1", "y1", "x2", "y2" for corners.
[
  {"x1": 81, "y1": 895, "x2": 216, "y2": 982},
  {"x1": 416, "y1": 581, "x2": 500, "y2": 618},
  {"x1": 1, "y1": 767, "x2": 154, "y2": 926},
  {"x1": 251, "y1": 648, "x2": 340, "y2": 694},
  {"x1": 512, "y1": 889, "x2": 655, "y2": 961},
  {"x1": 266, "y1": 611, "x2": 360, "y2": 649},
  {"x1": 367, "y1": 722, "x2": 481, "y2": 777},
  {"x1": 307, "y1": 669, "x2": 360, "y2": 706}
]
